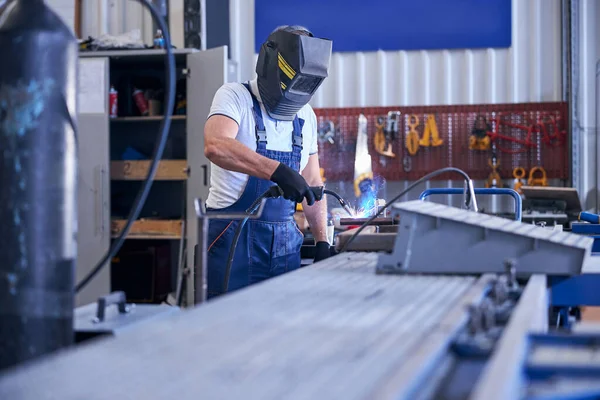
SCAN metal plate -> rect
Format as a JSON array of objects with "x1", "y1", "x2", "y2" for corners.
[
  {"x1": 74, "y1": 303, "x2": 180, "y2": 334},
  {"x1": 0, "y1": 253, "x2": 486, "y2": 400},
  {"x1": 377, "y1": 201, "x2": 594, "y2": 276}
]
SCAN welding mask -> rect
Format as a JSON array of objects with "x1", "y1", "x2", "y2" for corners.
[{"x1": 255, "y1": 29, "x2": 332, "y2": 121}]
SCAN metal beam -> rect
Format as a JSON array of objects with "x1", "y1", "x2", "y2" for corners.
[
  {"x1": 0, "y1": 253, "x2": 483, "y2": 400},
  {"x1": 469, "y1": 275, "x2": 549, "y2": 400}
]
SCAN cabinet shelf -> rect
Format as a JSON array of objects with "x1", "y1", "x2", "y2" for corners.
[
  {"x1": 111, "y1": 115, "x2": 186, "y2": 122},
  {"x1": 111, "y1": 160, "x2": 188, "y2": 180},
  {"x1": 111, "y1": 219, "x2": 183, "y2": 240}
]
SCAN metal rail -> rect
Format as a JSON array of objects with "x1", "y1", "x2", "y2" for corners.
[
  {"x1": 419, "y1": 187, "x2": 522, "y2": 222},
  {"x1": 470, "y1": 275, "x2": 549, "y2": 400}
]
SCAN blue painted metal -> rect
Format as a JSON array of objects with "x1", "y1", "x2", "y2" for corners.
[
  {"x1": 418, "y1": 187, "x2": 522, "y2": 222},
  {"x1": 549, "y1": 274, "x2": 600, "y2": 307},
  {"x1": 572, "y1": 223, "x2": 600, "y2": 234},
  {"x1": 254, "y1": 0, "x2": 512, "y2": 53},
  {"x1": 551, "y1": 222, "x2": 600, "y2": 308},
  {"x1": 522, "y1": 333, "x2": 600, "y2": 400},
  {"x1": 578, "y1": 211, "x2": 600, "y2": 224}
]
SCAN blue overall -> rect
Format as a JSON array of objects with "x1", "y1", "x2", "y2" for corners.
[{"x1": 205, "y1": 83, "x2": 305, "y2": 299}]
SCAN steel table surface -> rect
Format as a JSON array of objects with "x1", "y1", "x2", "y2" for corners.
[{"x1": 0, "y1": 253, "x2": 489, "y2": 400}]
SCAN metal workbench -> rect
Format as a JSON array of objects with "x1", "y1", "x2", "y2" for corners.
[{"x1": 0, "y1": 253, "x2": 490, "y2": 400}]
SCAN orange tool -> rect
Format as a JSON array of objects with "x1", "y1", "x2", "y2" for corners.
[
  {"x1": 469, "y1": 115, "x2": 491, "y2": 151},
  {"x1": 512, "y1": 167, "x2": 526, "y2": 194},
  {"x1": 374, "y1": 115, "x2": 395, "y2": 157},
  {"x1": 419, "y1": 114, "x2": 443, "y2": 147},
  {"x1": 485, "y1": 154, "x2": 502, "y2": 188},
  {"x1": 406, "y1": 114, "x2": 420, "y2": 156},
  {"x1": 527, "y1": 166, "x2": 548, "y2": 187}
]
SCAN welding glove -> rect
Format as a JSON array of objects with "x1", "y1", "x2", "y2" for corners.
[
  {"x1": 314, "y1": 241, "x2": 331, "y2": 263},
  {"x1": 270, "y1": 162, "x2": 316, "y2": 205}
]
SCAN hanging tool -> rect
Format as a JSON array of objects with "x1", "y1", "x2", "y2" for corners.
[
  {"x1": 527, "y1": 166, "x2": 548, "y2": 187},
  {"x1": 537, "y1": 113, "x2": 568, "y2": 147},
  {"x1": 485, "y1": 145, "x2": 502, "y2": 188},
  {"x1": 317, "y1": 120, "x2": 335, "y2": 144},
  {"x1": 375, "y1": 111, "x2": 400, "y2": 157},
  {"x1": 353, "y1": 114, "x2": 374, "y2": 197},
  {"x1": 406, "y1": 114, "x2": 421, "y2": 156},
  {"x1": 513, "y1": 167, "x2": 526, "y2": 194},
  {"x1": 419, "y1": 114, "x2": 443, "y2": 147},
  {"x1": 469, "y1": 115, "x2": 491, "y2": 151}
]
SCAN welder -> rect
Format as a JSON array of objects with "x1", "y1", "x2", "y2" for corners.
[{"x1": 203, "y1": 25, "x2": 333, "y2": 298}]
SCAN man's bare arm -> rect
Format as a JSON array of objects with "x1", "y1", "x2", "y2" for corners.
[
  {"x1": 301, "y1": 154, "x2": 328, "y2": 242},
  {"x1": 204, "y1": 115, "x2": 279, "y2": 180}
]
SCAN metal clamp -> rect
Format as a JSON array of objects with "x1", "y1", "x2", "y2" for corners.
[
  {"x1": 193, "y1": 198, "x2": 267, "y2": 305},
  {"x1": 92, "y1": 291, "x2": 131, "y2": 323},
  {"x1": 419, "y1": 187, "x2": 522, "y2": 222}
]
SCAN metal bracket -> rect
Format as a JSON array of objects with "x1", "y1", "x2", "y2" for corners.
[{"x1": 193, "y1": 198, "x2": 267, "y2": 305}]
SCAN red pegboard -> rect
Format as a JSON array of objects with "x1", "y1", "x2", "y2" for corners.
[{"x1": 314, "y1": 102, "x2": 569, "y2": 183}]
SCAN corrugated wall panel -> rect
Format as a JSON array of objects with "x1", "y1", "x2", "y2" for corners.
[
  {"x1": 81, "y1": 0, "x2": 154, "y2": 44},
  {"x1": 576, "y1": 0, "x2": 600, "y2": 210},
  {"x1": 231, "y1": 0, "x2": 562, "y2": 108}
]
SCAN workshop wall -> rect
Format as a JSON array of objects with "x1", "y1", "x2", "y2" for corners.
[
  {"x1": 574, "y1": 0, "x2": 600, "y2": 211},
  {"x1": 80, "y1": 0, "x2": 155, "y2": 44},
  {"x1": 81, "y1": 0, "x2": 563, "y2": 108},
  {"x1": 231, "y1": 0, "x2": 562, "y2": 108}
]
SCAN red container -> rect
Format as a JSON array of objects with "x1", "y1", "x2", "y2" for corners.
[
  {"x1": 132, "y1": 88, "x2": 149, "y2": 116},
  {"x1": 109, "y1": 85, "x2": 118, "y2": 118}
]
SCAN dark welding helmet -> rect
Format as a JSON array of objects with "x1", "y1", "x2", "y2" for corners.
[{"x1": 255, "y1": 27, "x2": 332, "y2": 121}]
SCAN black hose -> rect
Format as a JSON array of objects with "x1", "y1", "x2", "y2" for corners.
[
  {"x1": 221, "y1": 186, "x2": 353, "y2": 294},
  {"x1": 338, "y1": 167, "x2": 473, "y2": 253},
  {"x1": 324, "y1": 189, "x2": 353, "y2": 216},
  {"x1": 75, "y1": 0, "x2": 176, "y2": 293},
  {"x1": 222, "y1": 194, "x2": 266, "y2": 293}
]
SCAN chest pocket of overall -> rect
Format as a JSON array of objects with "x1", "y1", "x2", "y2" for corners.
[{"x1": 271, "y1": 221, "x2": 304, "y2": 258}]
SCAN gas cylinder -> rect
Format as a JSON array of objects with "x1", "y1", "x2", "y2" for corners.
[{"x1": 0, "y1": 0, "x2": 78, "y2": 370}]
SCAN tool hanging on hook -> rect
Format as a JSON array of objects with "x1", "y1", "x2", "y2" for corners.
[
  {"x1": 513, "y1": 167, "x2": 526, "y2": 194},
  {"x1": 469, "y1": 115, "x2": 491, "y2": 151},
  {"x1": 406, "y1": 114, "x2": 421, "y2": 156},
  {"x1": 485, "y1": 144, "x2": 503, "y2": 188},
  {"x1": 374, "y1": 111, "x2": 400, "y2": 158},
  {"x1": 419, "y1": 114, "x2": 443, "y2": 148},
  {"x1": 317, "y1": 120, "x2": 335, "y2": 145},
  {"x1": 528, "y1": 166, "x2": 548, "y2": 187}
]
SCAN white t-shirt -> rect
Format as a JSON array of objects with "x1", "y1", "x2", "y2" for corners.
[{"x1": 205, "y1": 79, "x2": 319, "y2": 209}]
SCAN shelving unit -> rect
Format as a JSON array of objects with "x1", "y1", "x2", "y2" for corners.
[
  {"x1": 77, "y1": 47, "x2": 229, "y2": 307},
  {"x1": 111, "y1": 115, "x2": 187, "y2": 122},
  {"x1": 111, "y1": 219, "x2": 183, "y2": 240},
  {"x1": 110, "y1": 160, "x2": 189, "y2": 180}
]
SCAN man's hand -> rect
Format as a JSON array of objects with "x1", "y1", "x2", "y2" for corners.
[
  {"x1": 314, "y1": 241, "x2": 331, "y2": 263},
  {"x1": 270, "y1": 163, "x2": 316, "y2": 205}
]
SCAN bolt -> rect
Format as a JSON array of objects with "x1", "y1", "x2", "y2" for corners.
[
  {"x1": 504, "y1": 259, "x2": 518, "y2": 290},
  {"x1": 480, "y1": 299, "x2": 496, "y2": 331},
  {"x1": 491, "y1": 279, "x2": 508, "y2": 304},
  {"x1": 467, "y1": 304, "x2": 482, "y2": 335}
]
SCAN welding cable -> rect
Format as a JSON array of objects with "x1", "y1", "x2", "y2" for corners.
[
  {"x1": 338, "y1": 167, "x2": 474, "y2": 253},
  {"x1": 222, "y1": 188, "x2": 279, "y2": 293},
  {"x1": 324, "y1": 189, "x2": 354, "y2": 216},
  {"x1": 222, "y1": 186, "x2": 353, "y2": 294},
  {"x1": 75, "y1": 0, "x2": 176, "y2": 293}
]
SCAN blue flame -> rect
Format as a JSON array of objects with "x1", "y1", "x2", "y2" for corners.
[{"x1": 356, "y1": 175, "x2": 386, "y2": 217}]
